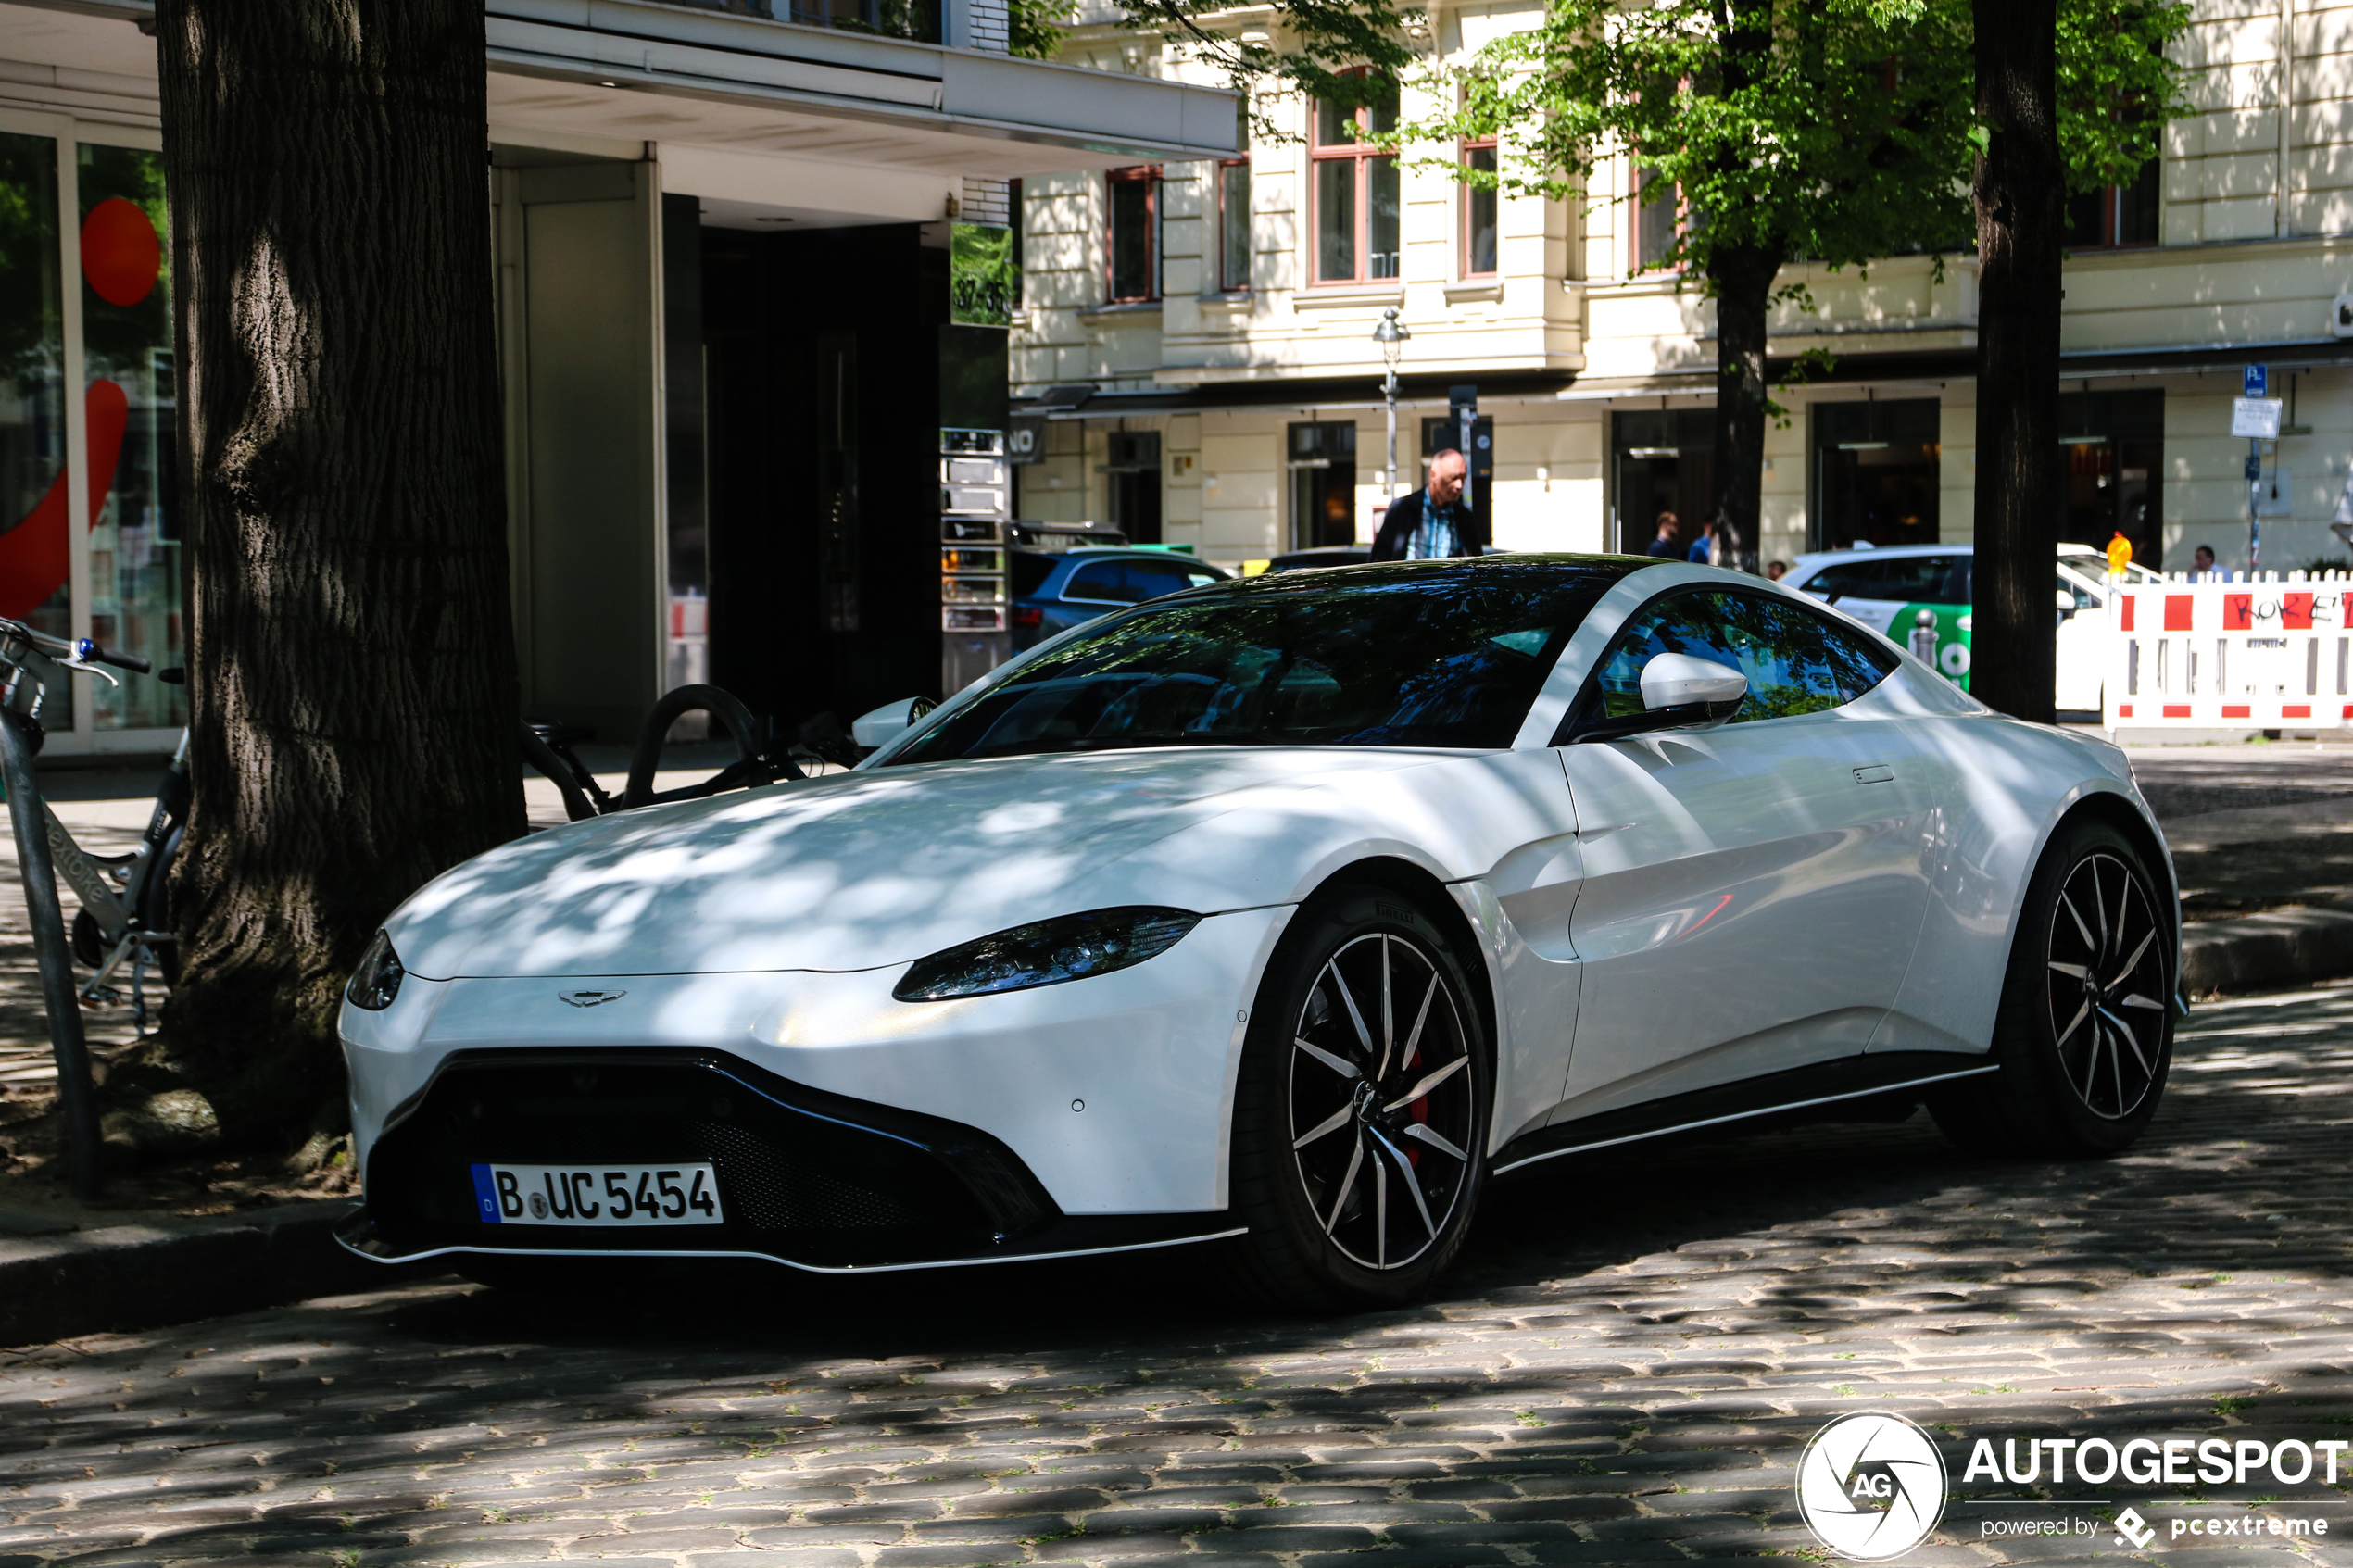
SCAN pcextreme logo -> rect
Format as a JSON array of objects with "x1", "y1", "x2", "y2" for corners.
[{"x1": 1795, "y1": 1412, "x2": 1950, "y2": 1561}]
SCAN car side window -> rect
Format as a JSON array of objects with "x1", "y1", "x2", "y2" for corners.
[
  {"x1": 1797, "y1": 602, "x2": 1899, "y2": 701},
  {"x1": 1593, "y1": 591, "x2": 1863, "y2": 726},
  {"x1": 1124, "y1": 561, "x2": 1197, "y2": 602},
  {"x1": 1063, "y1": 561, "x2": 1138, "y2": 604},
  {"x1": 1805, "y1": 556, "x2": 1959, "y2": 604}
]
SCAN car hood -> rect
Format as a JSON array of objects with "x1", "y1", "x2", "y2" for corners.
[{"x1": 387, "y1": 747, "x2": 1447, "y2": 980}]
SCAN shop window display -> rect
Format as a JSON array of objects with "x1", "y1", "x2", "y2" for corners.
[{"x1": 78, "y1": 144, "x2": 182, "y2": 732}]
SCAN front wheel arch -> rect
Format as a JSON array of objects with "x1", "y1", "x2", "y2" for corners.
[{"x1": 1299, "y1": 857, "x2": 1499, "y2": 1066}]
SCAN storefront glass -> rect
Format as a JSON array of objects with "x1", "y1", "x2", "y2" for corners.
[
  {"x1": 1609, "y1": 408, "x2": 1713, "y2": 556},
  {"x1": 0, "y1": 133, "x2": 68, "y2": 648},
  {"x1": 2057, "y1": 389, "x2": 2162, "y2": 569},
  {"x1": 1810, "y1": 398, "x2": 1940, "y2": 551},
  {"x1": 78, "y1": 144, "x2": 181, "y2": 730}
]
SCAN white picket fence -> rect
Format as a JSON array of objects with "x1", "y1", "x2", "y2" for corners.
[{"x1": 2102, "y1": 571, "x2": 2353, "y2": 730}]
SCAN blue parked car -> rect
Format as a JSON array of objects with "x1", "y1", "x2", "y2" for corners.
[{"x1": 1009, "y1": 546, "x2": 1233, "y2": 652}]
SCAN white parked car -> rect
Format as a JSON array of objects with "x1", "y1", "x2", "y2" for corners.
[
  {"x1": 337, "y1": 557, "x2": 2176, "y2": 1309},
  {"x1": 1782, "y1": 543, "x2": 2161, "y2": 714}
]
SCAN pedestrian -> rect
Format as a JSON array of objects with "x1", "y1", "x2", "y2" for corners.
[
  {"x1": 1644, "y1": 511, "x2": 1681, "y2": 558},
  {"x1": 1369, "y1": 449, "x2": 1486, "y2": 560},
  {"x1": 1766, "y1": 560, "x2": 1788, "y2": 581},
  {"x1": 1687, "y1": 519, "x2": 1718, "y2": 565},
  {"x1": 2193, "y1": 544, "x2": 2216, "y2": 577}
]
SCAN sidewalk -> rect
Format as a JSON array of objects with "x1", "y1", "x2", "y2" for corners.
[{"x1": 2122, "y1": 742, "x2": 2353, "y2": 992}]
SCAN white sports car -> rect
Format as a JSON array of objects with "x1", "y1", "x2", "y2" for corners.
[{"x1": 336, "y1": 557, "x2": 2177, "y2": 1309}]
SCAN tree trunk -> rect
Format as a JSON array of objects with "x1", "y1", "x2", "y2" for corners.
[
  {"x1": 122, "y1": 0, "x2": 524, "y2": 1154},
  {"x1": 1969, "y1": 0, "x2": 2064, "y2": 722},
  {"x1": 1711, "y1": 244, "x2": 1779, "y2": 574}
]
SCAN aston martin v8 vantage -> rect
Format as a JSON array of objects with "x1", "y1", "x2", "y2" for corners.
[{"x1": 336, "y1": 557, "x2": 2176, "y2": 1308}]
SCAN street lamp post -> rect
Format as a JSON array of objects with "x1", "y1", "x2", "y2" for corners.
[{"x1": 1372, "y1": 307, "x2": 1411, "y2": 502}]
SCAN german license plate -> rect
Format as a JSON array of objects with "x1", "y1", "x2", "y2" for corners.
[{"x1": 470, "y1": 1162, "x2": 724, "y2": 1227}]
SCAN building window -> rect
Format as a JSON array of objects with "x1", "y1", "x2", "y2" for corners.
[
  {"x1": 1106, "y1": 166, "x2": 1160, "y2": 303},
  {"x1": 2063, "y1": 158, "x2": 2159, "y2": 250},
  {"x1": 1463, "y1": 137, "x2": 1498, "y2": 277},
  {"x1": 1217, "y1": 159, "x2": 1252, "y2": 293},
  {"x1": 1631, "y1": 161, "x2": 1683, "y2": 273},
  {"x1": 1311, "y1": 76, "x2": 1401, "y2": 285}
]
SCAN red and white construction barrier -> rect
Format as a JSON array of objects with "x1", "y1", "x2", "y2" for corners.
[{"x1": 2105, "y1": 572, "x2": 2353, "y2": 729}]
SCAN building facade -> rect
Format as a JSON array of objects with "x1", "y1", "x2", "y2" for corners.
[
  {"x1": 1, "y1": 0, "x2": 1236, "y2": 753},
  {"x1": 1012, "y1": 0, "x2": 2353, "y2": 582}
]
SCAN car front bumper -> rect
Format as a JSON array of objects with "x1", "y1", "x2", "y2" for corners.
[
  {"x1": 339, "y1": 906, "x2": 1291, "y2": 1259},
  {"x1": 338, "y1": 1045, "x2": 1245, "y2": 1271}
]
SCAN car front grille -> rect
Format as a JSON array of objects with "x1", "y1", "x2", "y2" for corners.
[{"x1": 364, "y1": 1048, "x2": 1057, "y2": 1268}]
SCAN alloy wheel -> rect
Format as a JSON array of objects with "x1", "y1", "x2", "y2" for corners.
[
  {"x1": 1288, "y1": 932, "x2": 1477, "y2": 1270},
  {"x1": 2044, "y1": 850, "x2": 2168, "y2": 1121}
]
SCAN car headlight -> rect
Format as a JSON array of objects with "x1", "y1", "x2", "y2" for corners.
[
  {"x1": 346, "y1": 929, "x2": 405, "y2": 1011},
  {"x1": 894, "y1": 907, "x2": 1201, "y2": 1002}
]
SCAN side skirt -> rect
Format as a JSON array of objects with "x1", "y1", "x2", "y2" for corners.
[{"x1": 1491, "y1": 1052, "x2": 1997, "y2": 1177}]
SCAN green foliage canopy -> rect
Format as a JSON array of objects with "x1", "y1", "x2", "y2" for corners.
[{"x1": 1405, "y1": 0, "x2": 2185, "y2": 293}]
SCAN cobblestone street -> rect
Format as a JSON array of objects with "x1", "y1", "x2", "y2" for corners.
[{"x1": 9, "y1": 982, "x2": 2353, "y2": 1568}]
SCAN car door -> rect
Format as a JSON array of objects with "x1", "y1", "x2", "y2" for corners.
[
  {"x1": 2054, "y1": 567, "x2": 2107, "y2": 712},
  {"x1": 1549, "y1": 587, "x2": 1936, "y2": 1120}
]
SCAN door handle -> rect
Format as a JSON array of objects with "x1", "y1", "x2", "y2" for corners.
[{"x1": 1853, "y1": 764, "x2": 1894, "y2": 784}]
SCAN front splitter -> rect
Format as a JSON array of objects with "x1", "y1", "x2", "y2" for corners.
[{"x1": 334, "y1": 1206, "x2": 1245, "y2": 1275}]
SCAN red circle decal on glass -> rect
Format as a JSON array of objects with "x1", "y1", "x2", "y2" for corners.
[{"x1": 82, "y1": 198, "x2": 160, "y2": 307}]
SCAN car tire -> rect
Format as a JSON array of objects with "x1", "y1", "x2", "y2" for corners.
[
  {"x1": 1224, "y1": 882, "x2": 1491, "y2": 1311},
  {"x1": 1930, "y1": 816, "x2": 2174, "y2": 1157}
]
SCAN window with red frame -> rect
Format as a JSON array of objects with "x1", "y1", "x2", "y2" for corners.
[
  {"x1": 1311, "y1": 75, "x2": 1401, "y2": 284},
  {"x1": 1462, "y1": 135, "x2": 1498, "y2": 277},
  {"x1": 1106, "y1": 166, "x2": 1160, "y2": 302},
  {"x1": 2063, "y1": 158, "x2": 2158, "y2": 250},
  {"x1": 1217, "y1": 158, "x2": 1252, "y2": 293}
]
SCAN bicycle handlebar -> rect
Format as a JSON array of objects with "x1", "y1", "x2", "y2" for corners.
[{"x1": 72, "y1": 638, "x2": 149, "y2": 674}]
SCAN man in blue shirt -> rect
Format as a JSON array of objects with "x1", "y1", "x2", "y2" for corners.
[
  {"x1": 1370, "y1": 449, "x2": 1484, "y2": 560},
  {"x1": 1644, "y1": 511, "x2": 1681, "y2": 558},
  {"x1": 1686, "y1": 519, "x2": 1718, "y2": 564}
]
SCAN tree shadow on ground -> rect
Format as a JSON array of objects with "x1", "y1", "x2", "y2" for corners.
[{"x1": 8, "y1": 989, "x2": 2353, "y2": 1566}]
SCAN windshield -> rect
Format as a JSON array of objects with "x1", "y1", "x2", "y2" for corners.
[{"x1": 886, "y1": 558, "x2": 1641, "y2": 764}]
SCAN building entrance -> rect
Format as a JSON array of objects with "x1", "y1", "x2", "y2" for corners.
[
  {"x1": 1288, "y1": 421, "x2": 1357, "y2": 549},
  {"x1": 1107, "y1": 432, "x2": 1162, "y2": 545},
  {"x1": 1810, "y1": 399, "x2": 1941, "y2": 552},
  {"x1": 1610, "y1": 408, "x2": 1714, "y2": 556},
  {"x1": 2058, "y1": 390, "x2": 2163, "y2": 569}
]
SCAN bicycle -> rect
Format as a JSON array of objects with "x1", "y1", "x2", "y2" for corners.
[
  {"x1": 521, "y1": 684, "x2": 823, "y2": 822},
  {"x1": 0, "y1": 615, "x2": 157, "y2": 1198}
]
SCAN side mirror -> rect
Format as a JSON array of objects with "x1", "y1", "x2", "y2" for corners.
[
  {"x1": 1573, "y1": 653, "x2": 1748, "y2": 744},
  {"x1": 2056, "y1": 587, "x2": 2077, "y2": 613},
  {"x1": 1640, "y1": 651, "x2": 1749, "y2": 712},
  {"x1": 850, "y1": 696, "x2": 938, "y2": 750}
]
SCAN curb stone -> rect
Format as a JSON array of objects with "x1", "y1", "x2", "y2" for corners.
[
  {"x1": 0, "y1": 1197, "x2": 426, "y2": 1348},
  {"x1": 2181, "y1": 897, "x2": 2353, "y2": 996}
]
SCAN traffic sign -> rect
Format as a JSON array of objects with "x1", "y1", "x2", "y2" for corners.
[
  {"x1": 2233, "y1": 397, "x2": 2284, "y2": 439},
  {"x1": 2246, "y1": 364, "x2": 2270, "y2": 398}
]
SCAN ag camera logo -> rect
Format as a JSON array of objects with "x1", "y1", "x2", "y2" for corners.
[{"x1": 1796, "y1": 1411, "x2": 1949, "y2": 1561}]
